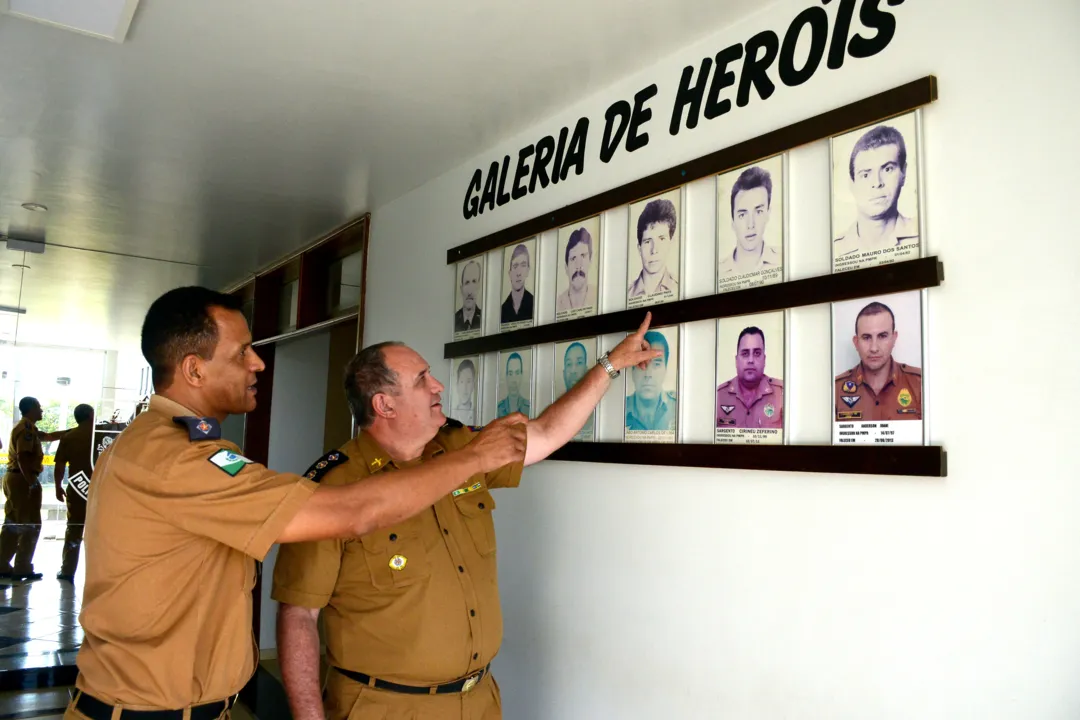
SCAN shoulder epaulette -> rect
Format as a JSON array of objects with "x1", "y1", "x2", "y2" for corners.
[
  {"x1": 173, "y1": 416, "x2": 221, "y2": 441},
  {"x1": 769, "y1": 376, "x2": 784, "y2": 388},
  {"x1": 900, "y1": 364, "x2": 922, "y2": 376},
  {"x1": 302, "y1": 450, "x2": 349, "y2": 483},
  {"x1": 835, "y1": 369, "x2": 854, "y2": 382}
]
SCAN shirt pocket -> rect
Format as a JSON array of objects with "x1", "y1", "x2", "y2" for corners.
[
  {"x1": 358, "y1": 522, "x2": 431, "y2": 590},
  {"x1": 454, "y1": 490, "x2": 497, "y2": 557}
]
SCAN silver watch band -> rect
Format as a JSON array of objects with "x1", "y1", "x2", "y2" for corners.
[{"x1": 598, "y1": 352, "x2": 619, "y2": 379}]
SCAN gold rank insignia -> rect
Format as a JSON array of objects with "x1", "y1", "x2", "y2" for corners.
[
  {"x1": 898, "y1": 388, "x2": 913, "y2": 407},
  {"x1": 452, "y1": 481, "x2": 483, "y2": 497},
  {"x1": 842, "y1": 380, "x2": 857, "y2": 393},
  {"x1": 369, "y1": 457, "x2": 384, "y2": 471},
  {"x1": 838, "y1": 411, "x2": 862, "y2": 420},
  {"x1": 389, "y1": 555, "x2": 408, "y2": 571},
  {"x1": 764, "y1": 404, "x2": 775, "y2": 418}
]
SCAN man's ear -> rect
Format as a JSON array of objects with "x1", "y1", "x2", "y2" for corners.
[
  {"x1": 179, "y1": 355, "x2": 205, "y2": 387},
  {"x1": 372, "y1": 393, "x2": 395, "y2": 419}
]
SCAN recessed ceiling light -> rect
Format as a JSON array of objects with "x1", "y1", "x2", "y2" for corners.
[{"x1": 21, "y1": 202, "x2": 47, "y2": 212}]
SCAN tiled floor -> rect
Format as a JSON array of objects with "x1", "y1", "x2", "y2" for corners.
[{"x1": 0, "y1": 537, "x2": 84, "y2": 674}]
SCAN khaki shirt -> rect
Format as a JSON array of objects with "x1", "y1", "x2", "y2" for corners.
[
  {"x1": 717, "y1": 244, "x2": 781, "y2": 276},
  {"x1": 54, "y1": 422, "x2": 94, "y2": 481},
  {"x1": 7, "y1": 418, "x2": 43, "y2": 474},
  {"x1": 625, "y1": 391, "x2": 677, "y2": 431},
  {"x1": 75, "y1": 395, "x2": 317, "y2": 709},
  {"x1": 271, "y1": 425, "x2": 524, "y2": 685},
  {"x1": 833, "y1": 213, "x2": 919, "y2": 259},
  {"x1": 716, "y1": 375, "x2": 783, "y2": 429},
  {"x1": 627, "y1": 267, "x2": 678, "y2": 298},
  {"x1": 835, "y1": 360, "x2": 923, "y2": 422}
]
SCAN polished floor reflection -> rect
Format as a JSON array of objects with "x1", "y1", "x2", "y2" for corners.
[{"x1": 0, "y1": 537, "x2": 83, "y2": 674}]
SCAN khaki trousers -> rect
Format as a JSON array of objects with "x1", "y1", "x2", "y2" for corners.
[
  {"x1": 61, "y1": 493, "x2": 87, "y2": 576},
  {"x1": 325, "y1": 669, "x2": 503, "y2": 720},
  {"x1": 0, "y1": 472, "x2": 42, "y2": 574}
]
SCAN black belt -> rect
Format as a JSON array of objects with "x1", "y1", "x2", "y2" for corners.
[
  {"x1": 74, "y1": 691, "x2": 234, "y2": 720},
  {"x1": 334, "y1": 665, "x2": 490, "y2": 695}
]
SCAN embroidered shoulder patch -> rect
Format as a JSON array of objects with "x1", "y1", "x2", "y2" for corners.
[
  {"x1": 302, "y1": 450, "x2": 348, "y2": 483},
  {"x1": 174, "y1": 416, "x2": 222, "y2": 441},
  {"x1": 208, "y1": 448, "x2": 253, "y2": 477}
]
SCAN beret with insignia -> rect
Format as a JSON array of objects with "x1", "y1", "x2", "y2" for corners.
[
  {"x1": 302, "y1": 450, "x2": 349, "y2": 484},
  {"x1": 173, "y1": 416, "x2": 222, "y2": 441}
]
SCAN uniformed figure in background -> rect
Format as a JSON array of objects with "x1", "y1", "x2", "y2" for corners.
[
  {"x1": 835, "y1": 301, "x2": 922, "y2": 421},
  {"x1": 0, "y1": 396, "x2": 71, "y2": 581},
  {"x1": 52, "y1": 403, "x2": 96, "y2": 582},
  {"x1": 65, "y1": 286, "x2": 526, "y2": 720},
  {"x1": 834, "y1": 125, "x2": 919, "y2": 259},
  {"x1": 716, "y1": 326, "x2": 783, "y2": 429},
  {"x1": 496, "y1": 352, "x2": 530, "y2": 418},
  {"x1": 625, "y1": 330, "x2": 677, "y2": 431},
  {"x1": 718, "y1": 166, "x2": 781, "y2": 278},
  {"x1": 272, "y1": 314, "x2": 661, "y2": 720}
]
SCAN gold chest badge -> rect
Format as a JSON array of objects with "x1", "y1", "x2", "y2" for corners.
[
  {"x1": 389, "y1": 555, "x2": 408, "y2": 571},
  {"x1": 897, "y1": 388, "x2": 913, "y2": 407}
]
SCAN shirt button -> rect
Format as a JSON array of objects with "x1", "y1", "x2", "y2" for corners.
[
  {"x1": 458, "y1": 566, "x2": 465, "y2": 573},
  {"x1": 389, "y1": 533, "x2": 397, "y2": 542},
  {"x1": 470, "y1": 609, "x2": 476, "y2": 617},
  {"x1": 443, "y1": 529, "x2": 449, "y2": 535},
  {"x1": 478, "y1": 503, "x2": 485, "y2": 510},
  {"x1": 473, "y1": 653, "x2": 479, "y2": 660}
]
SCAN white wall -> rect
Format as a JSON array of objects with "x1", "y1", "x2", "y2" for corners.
[
  {"x1": 262, "y1": 331, "x2": 331, "y2": 649},
  {"x1": 363, "y1": 0, "x2": 1080, "y2": 717}
]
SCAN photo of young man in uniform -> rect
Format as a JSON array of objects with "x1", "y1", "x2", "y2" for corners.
[
  {"x1": 832, "y1": 113, "x2": 921, "y2": 272},
  {"x1": 497, "y1": 348, "x2": 532, "y2": 418},
  {"x1": 625, "y1": 327, "x2": 678, "y2": 442},
  {"x1": 555, "y1": 338, "x2": 597, "y2": 441},
  {"x1": 627, "y1": 190, "x2": 680, "y2": 309},
  {"x1": 449, "y1": 357, "x2": 480, "y2": 427},
  {"x1": 453, "y1": 259, "x2": 484, "y2": 340},
  {"x1": 715, "y1": 313, "x2": 784, "y2": 444},
  {"x1": 556, "y1": 216, "x2": 600, "y2": 321},
  {"x1": 717, "y1": 157, "x2": 784, "y2": 292},
  {"x1": 500, "y1": 240, "x2": 536, "y2": 331}
]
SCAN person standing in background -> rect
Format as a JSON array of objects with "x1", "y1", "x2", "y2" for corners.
[{"x1": 52, "y1": 403, "x2": 96, "y2": 582}]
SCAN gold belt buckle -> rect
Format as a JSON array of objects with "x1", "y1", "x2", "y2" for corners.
[{"x1": 461, "y1": 673, "x2": 481, "y2": 692}]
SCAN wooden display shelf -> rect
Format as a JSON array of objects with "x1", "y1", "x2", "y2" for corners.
[
  {"x1": 549, "y1": 443, "x2": 947, "y2": 478},
  {"x1": 444, "y1": 256, "x2": 944, "y2": 357}
]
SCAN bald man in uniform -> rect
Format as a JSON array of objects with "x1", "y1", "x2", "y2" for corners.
[
  {"x1": 64, "y1": 286, "x2": 527, "y2": 720},
  {"x1": 0, "y1": 396, "x2": 71, "y2": 581},
  {"x1": 52, "y1": 403, "x2": 96, "y2": 582},
  {"x1": 834, "y1": 301, "x2": 922, "y2": 421},
  {"x1": 272, "y1": 314, "x2": 661, "y2": 720},
  {"x1": 715, "y1": 326, "x2": 783, "y2": 429}
]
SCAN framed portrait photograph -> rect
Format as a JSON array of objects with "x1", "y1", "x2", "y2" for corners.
[
  {"x1": 496, "y1": 347, "x2": 534, "y2": 419},
  {"x1": 831, "y1": 111, "x2": 921, "y2": 273},
  {"x1": 499, "y1": 237, "x2": 537, "y2": 332},
  {"x1": 832, "y1": 290, "x2": 924, "y2": 445},
  {"x1": 624, "y1": 325, "x2": 678, "y2": 443},
  {"x1": 453, "y1": 258, "x2": 484, "y2": 341},
  {"x1": 716, "y1": 155, "x2": 785, "y2": 293},
  {"x1": 555, "y1": 216, "x2": 601, "y2": 323},
  {"x1": 626, "y1": 188, "x2": 681, "y2": 310},
  {"x1": 554, "y1": 338, "x2": 598, "y2": 441},
  {"x1": 447, "y1": 356, "x2": 481, "y2": 427},
  {"x1": 715, "y1": 312, "x2": 785, "y2": 445}
]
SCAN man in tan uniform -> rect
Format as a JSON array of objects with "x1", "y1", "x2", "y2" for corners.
[
  {"x1": 52, "y1": 403, "x2": 96, "y2": 582},
  {"x1": 64, "y1": 286, "x2": 527, "y2": 720},
  {"x1": 1, "y1": 396, "x2": 71, "y2": 581},
  {"x1": 273, "y1": 313, "x2": 663, "y2": 720},
  {"x1": 716, "y1": 326, "x2": 783, "y2": 429},
  {"x1": 835, "y1": 301, "x2": 922, "y2": 422}
]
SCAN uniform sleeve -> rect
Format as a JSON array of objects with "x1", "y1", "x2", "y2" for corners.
[
  {"x1": 269, "y1": 465, "x2": 353, "y2": 608},
  {"x1": 52, "y1": 436, "x2": 68, "y2": 481},
  {"x1": 138, "y1": 442, "x2": 318, "y2": 561},
  {"x1": 14, "y1": 427, "x2": 36, "y2": 456}
]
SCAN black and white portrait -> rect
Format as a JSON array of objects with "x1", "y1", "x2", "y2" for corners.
[
  {"x1": 500, "y1": 238, "x2": 537, "y2": 332},
  {"x1": 831, "y1": 112, "x2": 921, "y2": 272},
  {"x1": 555, "y1": 216, "x2": 601, "y2": 322},
  {"x1": 453, "y1": 258, "x2": 484, "y2": 341},
  {"x1": 717, "y1": 155, "x2": 784, "y2": 292},
  {"x1": 626, "y1": 189, "x2": 681, "y2": 310},
  {"x1": 448, "y1": 356, "x2": 480, "y2": 427}
]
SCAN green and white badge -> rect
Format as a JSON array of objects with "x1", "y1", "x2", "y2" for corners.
[{"x1": 209, "y1": 448, "x2": 253, "y2": 477}]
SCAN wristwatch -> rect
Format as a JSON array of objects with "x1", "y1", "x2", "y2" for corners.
[{"x1": 597, "y1": 352, "x2": 619, "y2": 379}]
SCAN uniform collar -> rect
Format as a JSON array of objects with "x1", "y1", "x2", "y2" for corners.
[
  {"x1": 628, "y1": 390, "x2": 672, "y2": 422},
  {"x1": 723, "y1": 375, "x2": 775, "y2": 403},
  {"x1": 148, "y1": 394, "x2": 199, "y2": 419},
  {"x1": 855, "y1": 359, "x2": 898, "y2": 389}
]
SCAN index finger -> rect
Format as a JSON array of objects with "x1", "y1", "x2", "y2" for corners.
[{"x1": 633, "y1": 311, "x2": 653, "y2": 339}]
